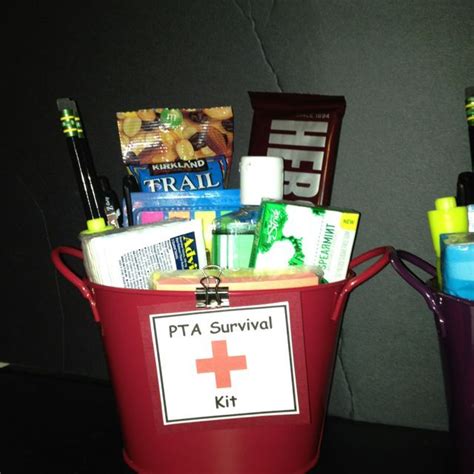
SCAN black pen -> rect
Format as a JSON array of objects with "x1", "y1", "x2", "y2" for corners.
[
  {"x1": 71, "y1": 99, "x2": 115, "y2": 222},
  {"x1": 465, "y1": 87, "x2": 474, "y2": 171},
  {"x1": 123, "y1": 174, "x2": 139, "y2": 226},
  {"x1": 99, "y1": 175, "x2": 121, "y2": 228},
  {"x1": 456, "y1": 171, "x2": 474, "y2": 206}
]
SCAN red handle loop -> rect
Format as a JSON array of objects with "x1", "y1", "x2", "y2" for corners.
[
  {"x1": 51, "y1": 246, "x2": 100, "y2": 322},
  {"x1": 331, "y1": 246, "x2": 393, "y2": 320},
  {"x1": 52, "y1": 244, "x2": 392, "y2": 324}
]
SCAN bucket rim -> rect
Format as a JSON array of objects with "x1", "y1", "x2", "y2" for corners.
[
  {"x1": 52, "y1": 245, "x2": 392, "y2": 322},
  {"x1": 86, "y1": 270, "x2": 357, "y2": 297},
  {"x1": 390, "y1": 248, "x2": 474, "y2": 307},
  {"x1": 425, "y1": 276, "x2": 474, "y2": 306}
]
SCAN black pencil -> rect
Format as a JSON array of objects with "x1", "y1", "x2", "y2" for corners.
[
  {"x1": 70, "y1": 98, "x2": 107, "y2": 220},
  {"x1": 57, "y1": 98, "x2": 104, "y2": 223}
]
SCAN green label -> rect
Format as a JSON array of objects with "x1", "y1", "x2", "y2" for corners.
[
  {"x1": 287, "y1": 236, "x2": 304, "y2": 265},
  {"x1": 74, "y1": 116, "x2": 84, "y2": 138},
  {"x1": 311, "y1": 207, "x2": 326, "y2": 217},
  {"x1": 60, "y1": 109, "x2": 77, "y2": 137},
  {"x1": 259, "y1": 204, "x2": 288, "y2": 252},
  {"x1": 161, "y1": 108, "x2": 183, "y2": 128},
  {"x1": 212, "y1": 234, "x2": 254, "y2": 268},
  {"x1": 252, "y1": 202, "x2": 307, "y2": 267}
]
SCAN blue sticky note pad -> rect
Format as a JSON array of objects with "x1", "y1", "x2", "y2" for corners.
[{"x1": 122, "y1": 188, "x2": 241, "y2": 258}]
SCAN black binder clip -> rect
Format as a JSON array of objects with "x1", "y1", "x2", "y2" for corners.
[{"x1": 195, "y1": 265, "x2": 229, "y2": 308}]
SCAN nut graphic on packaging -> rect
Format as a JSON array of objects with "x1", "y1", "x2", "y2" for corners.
[{"x1": 116, "y1": 107, "x2": 234, "y2": 177}]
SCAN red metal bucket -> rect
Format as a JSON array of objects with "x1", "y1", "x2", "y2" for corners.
[{"x1": 52, "y1": 245, "x2": 391, "y2": 474}]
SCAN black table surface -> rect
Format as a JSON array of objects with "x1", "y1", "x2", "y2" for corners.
[{"x1": 0, "y1": 365, "x2": 454, "y2": 474}]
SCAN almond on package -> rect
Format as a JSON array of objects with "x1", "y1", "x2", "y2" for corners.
[{"x1": 116, "y1": 106, "x2": 234, "y2": 191}]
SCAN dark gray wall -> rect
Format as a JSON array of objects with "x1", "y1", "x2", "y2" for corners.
[{"x1": 4, "y1": 0, "x2": 472, "y2": 431}]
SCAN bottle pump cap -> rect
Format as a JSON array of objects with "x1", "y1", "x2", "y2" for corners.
[{"x1": 239, "y1": 156, "x2": 284, "y2": 206}]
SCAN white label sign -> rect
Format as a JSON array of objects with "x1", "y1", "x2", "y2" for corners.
[{"x1": 149, "y1": 302, "x2": 298, "y2": 424}]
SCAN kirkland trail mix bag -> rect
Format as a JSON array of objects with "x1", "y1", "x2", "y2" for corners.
[{"x1": 116, "y1": 106, "x2": 234, "y2": 193}]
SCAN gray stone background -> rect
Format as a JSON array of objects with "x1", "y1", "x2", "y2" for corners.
[{"x1": 4, "y1": 0, "x2": 473, "y2": 432}]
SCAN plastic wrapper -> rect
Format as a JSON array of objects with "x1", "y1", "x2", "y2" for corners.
[
  {"x1": 116, "y1": 106, "x2": 234, "y2": 192},
  {"x1": 248, "y1": 91, "x2": 346, "y2": 206},
  {"x1": 131, "y1": 155, "x2": 228, "y2": 193}
]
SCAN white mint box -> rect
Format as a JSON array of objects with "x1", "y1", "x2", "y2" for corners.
[{"x1": 249, "y1": 200, "x2": 360, "y2": 283}]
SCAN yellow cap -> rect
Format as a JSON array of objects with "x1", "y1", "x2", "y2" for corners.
[
  {"x1": 427, "y1": 196, "x2": 468, "y2": 257},
  {"x1": 80, "y1": 217, "x2": 114, "y2": 235},
  {"x1": 434, "y1": 196, "x2": 457, "y2": 211}
]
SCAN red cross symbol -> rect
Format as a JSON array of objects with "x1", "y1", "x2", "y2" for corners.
[{"x1": 196, "y1": 340, "x2": 247, "y2": 388}]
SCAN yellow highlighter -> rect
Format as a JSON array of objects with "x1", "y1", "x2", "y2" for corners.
[
  {"x1": 195, "y1": 211, "x2": 216, "y2": 260},
  {"x1": 427, "y1": 196, "x2": 468, "y2": 287}
]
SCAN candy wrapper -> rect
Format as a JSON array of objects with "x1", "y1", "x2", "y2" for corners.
[
  {"x1": 116, "y1": 106, "x2": 234, "y2": 191},
  {"x1": 248, "y1": 92, "x2": 346, "y2": 206}
]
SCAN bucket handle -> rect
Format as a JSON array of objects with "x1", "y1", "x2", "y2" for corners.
[
  {"x1": 331, "y1": 246, "x2": 393, "y2": 321},
  {"x1": 389, "y1": 249, "x2": 445, "y2": 336},
  {"x1": 51, "y1": 245, "x2": 392, "y2": 324},
  {"x1": 51, "y1": 246, "x2": 100, "y2": 322}
]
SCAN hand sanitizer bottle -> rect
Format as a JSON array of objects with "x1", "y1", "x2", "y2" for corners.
[{"x1": 211, "y1": 155, "x2": 284, "y2": 268}]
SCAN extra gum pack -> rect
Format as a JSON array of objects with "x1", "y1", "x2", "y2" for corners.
[{"x1": 249, "y1": 200, "x2": 360, "y2": 283}]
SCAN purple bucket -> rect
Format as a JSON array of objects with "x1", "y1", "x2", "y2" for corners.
[{"x1": 390, "y1": 249, "x2": 473, "y2": 474}]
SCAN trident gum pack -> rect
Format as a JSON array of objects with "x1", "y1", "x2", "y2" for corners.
[
  {"x1": 248, "y1": 92, "x2": 346, "y2": 206},
  {"x1": 116, "y1": 106, "x2": 234, "y2": 193}
]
